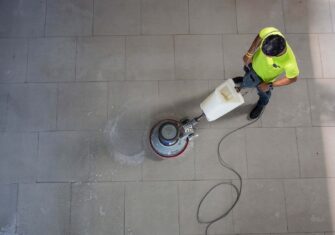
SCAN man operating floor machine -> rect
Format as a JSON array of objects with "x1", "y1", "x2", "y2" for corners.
[
  {"x1": 149, "y1": 27, "x2": 299, "y2": 235},
  {"x1": 149, "y1": 78, "x2": 244, "y2": 158}
]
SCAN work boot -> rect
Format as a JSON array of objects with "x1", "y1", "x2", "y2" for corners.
[
  {"x1": 232, "y1": 76, "x2": 243, "y2": 84},
  {"x1": 249, "y1": 105, "x2": 264, "y2": 119}
]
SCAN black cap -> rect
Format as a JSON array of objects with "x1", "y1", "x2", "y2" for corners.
[{"x1": 262, "y1": 34, "x2": 286, "y2": 57}]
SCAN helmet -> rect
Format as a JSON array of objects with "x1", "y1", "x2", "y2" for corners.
[{"x1": 262, "y1": 34, "x2": 286, "y2": 57}]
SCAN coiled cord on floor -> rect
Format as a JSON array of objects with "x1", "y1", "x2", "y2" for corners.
[{"x1": 196, "y1": 110, "x2": 263, "y2": 235}]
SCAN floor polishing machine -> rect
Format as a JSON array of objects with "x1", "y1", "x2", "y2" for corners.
[{"x1": 149, "y1": 78, "x2": 245, "y2": 158}]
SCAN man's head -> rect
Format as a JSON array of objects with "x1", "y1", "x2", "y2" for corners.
[{"x1": 262, "y1": 34, "x2": 286, "y2": 57}]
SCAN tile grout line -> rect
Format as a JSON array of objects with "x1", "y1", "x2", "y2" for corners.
[
  {"x1": 173, "y1": 35, "x2": 177, "y2": 81},
  {"x1": 140, "y1": 162, "x2": 144, "y2": 182},
  {"x1": 2, "y1": 32, "x2": 335, "y2": 40},
  {"x1": 2, "y1": 77, "x2": 335, "y2": 86},
  {"x1": 157, "y1": 79, "x2": 160, "y2": 100},
  {"x1": 125, "y1": 36, "x2": 128, "y2": 82},
  {"x1": 123, "y1": 183, "x2": 126, "y2": 235},
  {"x1": 281, "y1": 0, "x2": 287, "y2": 34},
  {"x1": 87, "y1": 130, "x2": 93, "y2": 183},
  {"x1": 188, "y1": 0, "x2": 191, "y2": 34},
  {"x1": 4, "y1": 89, "x2": 10, "y2": 132},
  {"x1": 24, "y1": 38, "x2": 29, "y2": 83},
  {"x1": 282, "y1": 180, "x2": 289, "y2": 232},
  {"x1": 24, "y1": 175, "x2": 335, "y2": 185},
  {"x1": 193, "y1": 137, "x2": 196, "y2": 180},
  {"x1": 316, "y1": 34, "x2": 326, "y2": 79},
  {"x1": 140, "y1": 0, "x2": 143, "y2": 35},
  {"x1": 305, "y1": 78, "x2": 314, "y2": 127},
  {"x1": 230, "y1": 182, "x2": 236, "y2": 234},
  {"x1": 235, "y1": 0, "x2": 239, "y2": 34},
  {"x1": 177, "y1": 182, "x2": 181, "y2": 235},
  {"x1": 294, "y1": 127, "x2": 302, "y2": 178},
  {"x1": 2, "y1": 124, "x2": 335, "y2": 135},
  {"x1": 69, "y1": 182, "x2": 73, "y2": 234},
  {"x1": 106, "y1": 81, "x2": 110, "y2": 121},
  {"x1": 36, "y1": 132, "x2": 40, "y2": 183},
  {"x1": 221, "y1": 34, "x2": 225, "y2": 79},
  {"x1": 55, "y1": 83, "x2": 59, "y2": 130},
  {"x1": 328, "y1": 0, "x2": 334, "y2": 33},
  {"x1": 44, "y1": 0, "x2": 48, "y2": 37},
  {"x1": 74, "y1": 37, "x2": 78, "y2": 81},
  {"x1": 15, "y1": 183, "x2": 19, "y2": 234},
  {"x1": 124, "y1": 36, "x2": 127, "y2": 82},
  {"x1": 244, "y1": 128, "x2": 250, "y2": 179},
  {"x1": 92, "y1": 0, "x2": 95, "y2": 36}
]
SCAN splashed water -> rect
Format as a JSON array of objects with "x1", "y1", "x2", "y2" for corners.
[
  {"x1": 104, "y1": 114, "x2": 147, "y2": 166},
  {"x1": 104, "y1": 101, "x2": 157, "y2": 166},
  {"x1": 0, "y1": 215, "x2": 16, "y2": 235},
  {"x1": 104, "y1": 99, "x2": 192, "y2": 165}
]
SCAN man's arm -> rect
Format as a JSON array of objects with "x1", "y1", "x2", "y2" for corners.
[
  {"x1": 243, "y1": 35, "x2": 262, "y2": 65},
  {"x1": 258, "y1": 76, "x2": 297, "y2": 92},
  {"x1": 273, "y1": 76, "x2": 297, "y2": 87}
]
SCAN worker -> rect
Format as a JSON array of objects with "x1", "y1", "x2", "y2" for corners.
[{"x1": 233, "y1": 27, "x2": 299, "y2": 119}]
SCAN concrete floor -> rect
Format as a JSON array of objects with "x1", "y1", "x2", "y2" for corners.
[{"x1": 1, "y1": 0, "x2": 335, "y2": 234}]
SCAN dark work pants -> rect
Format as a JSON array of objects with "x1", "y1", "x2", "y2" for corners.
[{"x1": 240, "y1": 66, "x2": 272, "y2": 107}]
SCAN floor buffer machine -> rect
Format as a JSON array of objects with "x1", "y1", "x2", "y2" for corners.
[
  {"x1": 149, "y1": 78, "x2": 245, "y2": 158},
  {"x1": 149, "y1": 78, "x2": 249, "y2": 234}
]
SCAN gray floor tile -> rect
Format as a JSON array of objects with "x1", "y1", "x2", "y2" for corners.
[
  {"x1": 125, "y1": 182, "x2": 179, "y2": 235},
  {"x1": 7, "y1": 84, "x2": 57, "y2": 131},
  {"x1": 0, "y1": 86, "x2": 8, "y2": 131},
  {"x1": 208, "y1": 80, "x2": 261, "y2": 128},
  {"x1": 195, "y1": 129, "x2": 247, "y2": 180},
  {"x1": 286, "y1": 34, "x2": 323, "y2": 79},
  {"x1": 38, "y1": 132, "x2": 90, "y2": 182},
  {"x1": 71, "y1": 182, "x2": 124, "y2": 235},
  {"x1": 142, "y1": 0, "x2": 188, "y2": 34},
  {"x1": 179, "y1": 181, "x2": 234, "y2": 235},
  {"x1": 27, "y1": 38, "x2": 76, "y2": 82},
  {"x1": 236, "y1": 0, "x2": 285, "y2": 33},
  {"x1": 308, "y1": 79, "x2": 335, "y2": 126},
  {"x1": 233, "y1": 180, "x2": 287, "y2": 233},
  {"x1": 175, "y1": 35, "x2": 224, "y2": 80},
  {"x1": 189, "y1": 0, "x2": 237, "y2": 34},
  {"x1": 17, "y1": 183, "x2": 71, "y2": 235},
  {"x1": 283, "y1": 0, "x2": 333, "y2": 33},
  {"x1": 0, "y1": 184, "x2": 17, "y2": 234},
  {"x1": 126, "y1": 36, "x2": 174, "y2": 80},
  {"x1": 46, "y1": 0, "x2": 93, "y2": 36},
  {"x1": 246, "y1": 128, "x2": 299, "y2": 179},
  {"x1": 94, "y1": 0, "x2": 140, "y2": 35},
  {"x1": 223, "y1": 34, "x2": 256, "y2": 79},
  {"x1": 0, "y1": 133, "x2": 38, "y2": 183},
  {"x1": 0, "y1": 0, "x2": 46, "y2": 37},
  {"x1": 285, "y1": 179, "x2": 335, "y2": 232},
  {"x1": 319, "y1": 34, "x2": 335, "y2": 78},
  {"x1": 0, "y1": 39, "x2": 28, "y2": 83},
  {"x1": 89, "y1": 132, "x2": 142, "y2": 181},
  {"x1": 108, "y1": 81, "x2": 158, "y2": 130},
  {"x1": 76, "y1": 37, "x2": 125, "y2": 81},
  {"x1": 142, "y1": 144, "x2": 195, "y2": 180},
  {"x1": 57, "y1": 82, "x2": 108, "y2": 130},
  {"x1": 158, "y1": 80, "x2": 209, "y2": 120},
  {"x1": 297, "y1": 127, "x2": 335, "y2": 177},
  {"x1": 261, "y1": 80, "x2": 312, "y2": 127}
]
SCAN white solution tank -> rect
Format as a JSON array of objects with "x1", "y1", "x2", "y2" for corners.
[{"x1": 200, "y1": 79, "x2": 245, "y2": 122}]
